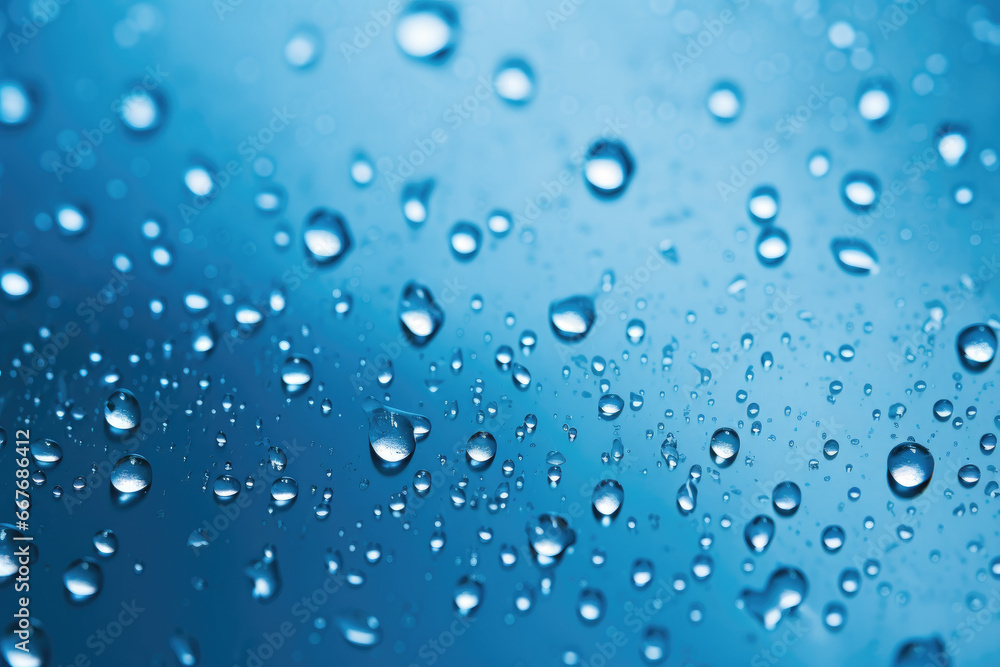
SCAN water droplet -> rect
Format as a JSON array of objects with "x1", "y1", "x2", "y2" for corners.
[
  {"x1": 0, "y1": 618, "x2": 49, "y2": 667},
  {"x1": 453, "y1": 576, "x2": 483, "y2": 616},
  {"x1": 598, "y1": 394, "x2": 625, "y2": 421},
  {"x1": 772, "y1": 481, "x2": 801, "y2": 516},
  {"x1": 336, "y1": 611, "x2": 382, "y2": 647},
  {"x1": 737, "y1": 567, "x2": 808, "y2": 631},
  {"x1": 395, "y1": 1, "x2": 458, "y2": 63},
  {"x1": 857, "y1": 78, "x2": 894, "y2": 127},
  {"x1": 119, "y1": 87, "x2": 165, "y2": 133},
  {"x1": 494, "y1": 58, "x2": 535, "y2": 105},
  {"x1": 63, "y1": 558, "x2": 103, "y2": 602},
  {"x1": 285, "y1": 25, "x2": 322, "y2": 69},
  {"x1": 639, "y1": 626, "x2": 670, "y2": 664},
  {"x1": 956, "y1": 324, "x2": 997, "y2": 372},
  {"x1": 748, "y1": 185, "x2": 779, "y2": 223},
  {"x1": 399, "y1": 282, "x2": 444, "y2": 345},
  {"x1": 466, "y1": 431, "x2": 497, "y2": 465},
  {"x1": 549, "y1": 295, "x2": 596, "y2": 342},
  {"x1": 707, "y1": 81, "x2": 742, "y2": 122},
  {"x1": 709, "y1": 428, "x2": 740, "y2": 467},
  {"x1": 583, "y1": 140, "x2": 634, "y2": 199},
  {"x1": 449, "y1": 221, "x2": 482, "y2": 261},
  {"x1": 936, "y1": 124, "x2": 969, "y2": 167},
  {"x1": 755, "y1": 227, "x2": 790, "y2": 267},
  {"x1": 303, "y1": 209, "x2": 352, "y2": 265},
  {"x1": 830, "y1": 238, "x2": 879, "y2": 276},
  {"x1": 401, "y1": 179, "x2": 434, "y2": 226},
  {"x1": 577, "y1": 587, "x2": 606, "y2": 624},
  {"x1": 245, "y1": 545, "x2": 281, "y2": 602},
  {"x1": 892, "y1": 636, "x2": 948, "y2": 667},
  {"x1": 841, "y1": 172, "x2": 880, "y2": 212},
  {"x1": 887, "y1": 443, "x2": 934, "y2": 497},
  {"x1": 592, "y1": 480, "x2": 624, "y2": 516},
  {"x1": 110, "y1": 455, "x2": 153, "y2": 494},
  {"x1": 280, "y1": 355, "x2": 313, "y2": 394},
  {"x1": 0, "y1": 267, "x2": 35, "y2": 301},
  {"x1": 821, "y1": 525, "x2": 846, "y2": 553},
  {"x1": 0, "y1": 80, "x2": 33, "y2": 126},
  {"x1": 526, "y1": 513, "x2": 576, "y2": 560},
  {"x1": 105, "y1": 388, "x2": 141, "y2": 431},
  {"x1": 364, "y1": 398, "x2": 431, "y2": 466},
  {"x1": 744, "y1": 515, "x2": 774, "y2": 553}
]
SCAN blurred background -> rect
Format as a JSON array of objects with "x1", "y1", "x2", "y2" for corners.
[{"x1": 0, "y1": 0, "x2": 999, "y2": 665}]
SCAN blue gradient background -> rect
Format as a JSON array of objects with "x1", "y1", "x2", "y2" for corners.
[{"x1": 1, "y1": 0, "x2": 999, "y2": 665}]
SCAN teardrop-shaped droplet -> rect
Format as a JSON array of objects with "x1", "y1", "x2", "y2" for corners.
[
  {"x1": 399, "y1": 282, "x2": 444, "y2": 345},
  {"x1": 936, "y1": 124, "x2": 969, "y2": 167},
  {"x1": 744, "y1": 515, "x2": 775, "y2": 553},
  {"x1": 105, "y1": 388, "x2": 141, "y2": 431},
  {"x1": 592, "y1": 479, "x2": 624, "y2": 516},
  {"x1": 401, "y1": 179, "x2": 434, "y2": 226},
  {"x1": 831, "y1": 238, "x2": 879, "y2": 276},
  {"x1": 364, "y1": 398, "x2": 430, "y2": 465}
]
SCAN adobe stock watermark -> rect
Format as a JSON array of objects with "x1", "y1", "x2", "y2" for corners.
[
  {"x1": 339, "y1": 0, "x2": 403, "y2": 62},
  {"x1": 178, "y1": 106, "x2": 296, "y2": 223},
  {"x1": 511, "y1": 114, "x2": 628, "y2": 235},
  {"x1": 380, "y1": 76, "x2": 498, "y2": 192},
  {"x1": 715, "y1": 84, "x2": 833, "y2": 202},
  {"x1": 49, "y1": 66, "x2": 170, "y2": 182},
  {"x1": 876, "y1": 0, "x2": 929, "y2": 40},
  {"x1": 672, "y1": 0, "x2": 752, "y2": 73},
  {"x1": 6, "y1": 0, "x2": 71, "y2": 53}
]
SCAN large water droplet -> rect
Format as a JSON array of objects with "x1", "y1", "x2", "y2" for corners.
[
  {"x1": 399, "y1": 282, "x2": 444, "y2": 345},
  {"x1": 280, "y1": 355, "x2": 314, "y2": 394},
  {"x1": 738, "y1": 567, "x2": 808, "y2": 631},
  {"x1": 744, "y1": 515, "x2": 774, "y2": 553},
  {"x1": 395, "y1": 1, "x2": 458, "y2": 62},
  {"x1": 0, "y1": 80, "x2": 34, "y2": 126},
  {"x1": 956, "y1": 324, "x2": 997, "y2": 372},
  {"x1": 63, "y1": 558, "x2": 103, "y2": 602},
  {"x1": 453, "y1": 576, "x2": 483, "y2": 616},
  {"x1": 105, "y1": 388, "x2": 141, "y2": 431},
  {"x1": 887, "y1": 443, "x2": 934, "y2": 497},
  {"x1": 707, "y1": 81, "x2": 742, "y2": 122},
  {"x1": 336, "y1": 611, "x2": 382, "y2": 647},
  {"x1": 772, "y1": 481, "x2": 801, "y2": 516},
  {"x1": 592, "y1": 479, "x2": 624, "y2": 516},
  {"x1": 549, "y1": 295, "x2": 596, "y2": 342},
  {"x1": 583, "y1": 139, "x2": 634, "y2": 199},
  {"x1": 709, "y1": 428, "x2": 740, "y2": 467},
  {"x1": 748, "y1": 185, "x2": 779, "y2": 223},
  {"x1": 936, "y1": 124, "x2": 969, "y2": 167},
  {"x1": 841, "y1": 172, "x2": 880, "y2": 212},
  {"x1": 892, "y1": 636, "x2": 949, "y2": 667},
  {"x1": 755, "y1": 227, "x2": 790, "y2": 267},
  {"x1": 449, "y1": 221, "x2": 482, "y2": 261},
  {"x1": 857, "y1": 78, "x2": 894, "y2": 127},
  {"x1": 119, "y1": 87, "x2": 165, "y2": 133},
  {"x1": 526, "y1": 513, "x2": 576, "y2": 560},
  {"x1": 364, "y1": 398, "x2": 431, "y2": 466},
  {"x1": 110, "y1": 455, "x2": 153, "y2": 494},
  {"x1": 466, "y1": 431, "x2": 497, "y2": 465},
  {"x1": 831, "y1": 238, "x2": 879, "y2": 275},
  {"x1": 303, "y1": 208, "x2": 352, "y2": 265},
  {"x1": 1, "y1": 618, "x2": 49, "y2": 667}
]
